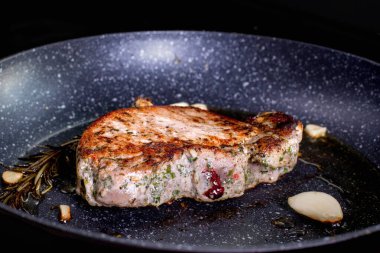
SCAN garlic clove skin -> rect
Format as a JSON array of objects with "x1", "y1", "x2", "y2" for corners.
[{"x1": 288, "y1": 191, "x2": 343, "y2": 223}]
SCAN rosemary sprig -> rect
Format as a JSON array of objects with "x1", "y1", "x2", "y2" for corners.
[{"x1": 0, "y1": 136, "x2": 80, "y2": 210}]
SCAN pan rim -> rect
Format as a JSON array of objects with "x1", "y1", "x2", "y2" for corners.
[
  {"x1": 0, "y1": 30, "x2": 379, "y2": 67},
  {"x1": 0, "y1": 30, "x2": 379, "y2": 251}
]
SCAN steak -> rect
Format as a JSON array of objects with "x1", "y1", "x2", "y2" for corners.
[{"x1": 76, "y1": 101, "x2": 303, "y2": 207}]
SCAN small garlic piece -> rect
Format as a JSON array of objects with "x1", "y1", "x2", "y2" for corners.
[
  {"x1": 304, "y1": 124, "x2": 327, "y2": 138},
  {"x1": 2, "y1": 171, "x2": 23, "y2": 184},
  {"x1": 134, "y1": 97, "x2": 153, "y2": 108},
  {"x1": 191, "y1": 103, "x2": 208, "y2": 110},
  {"x1": 170, "y1": 102, "x2": 189, "y2": 107},
  {"x1": 288, "y1": 191, "x2": 343, "y2": 223},
  {"x1": 59, "y1": 205, "x2": 71, "y2": 223}
]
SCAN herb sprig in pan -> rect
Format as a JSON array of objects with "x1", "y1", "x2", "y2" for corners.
[{"x1": 0, "y1": 136, "x2": 80, "y2": 210}]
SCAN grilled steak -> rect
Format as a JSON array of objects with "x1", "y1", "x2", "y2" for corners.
[{"x1": 76, "y1": 102, "x2": 303, "y2": 207}]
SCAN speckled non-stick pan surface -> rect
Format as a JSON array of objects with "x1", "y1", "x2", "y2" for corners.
[{"x1": 0, "y1": 31, "x2": 379, "y2": 252}]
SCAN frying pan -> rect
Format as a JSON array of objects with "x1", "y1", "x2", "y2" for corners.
[{"x1": 0, "y1": 31, "x2": 379, "y2": 252}]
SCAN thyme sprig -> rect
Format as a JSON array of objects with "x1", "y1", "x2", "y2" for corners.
[{"x1": 0, "y1": 136, "x2": 80, "y2": 209}]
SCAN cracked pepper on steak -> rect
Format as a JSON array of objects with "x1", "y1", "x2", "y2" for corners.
[{"x1": 76, "y1": 99, "x2": 303, "y2": 207}]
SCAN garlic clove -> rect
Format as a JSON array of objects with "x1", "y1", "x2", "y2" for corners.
[
  {"x1": 134, "y1": 97, "x2": 153, "y2": 108},
  {"x1": 170, "y1": 102, "x2": 190, "y2": 107},
  {"x1": 288, "y1": 191, "x2": 343, "y2": 223},
  {"x1": 59, "y1": 205, "x2": 71, "y2": 223},
  {"x1": 2, "y1": 171, "x2": 23, "y2": 184},
  {"x1": 191, "y1": 103, "x2": 208, "y2": 110},
  {"x1": 304, "y1": 124, "x2": 327, "y2": 138}
]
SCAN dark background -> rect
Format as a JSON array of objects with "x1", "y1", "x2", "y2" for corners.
[
  {"x1": 0, "y1": 1, "x2": 379, "y2": 252},
  {"x1": 0, "y1": 1, "x2": 379, "y2": 62}
]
